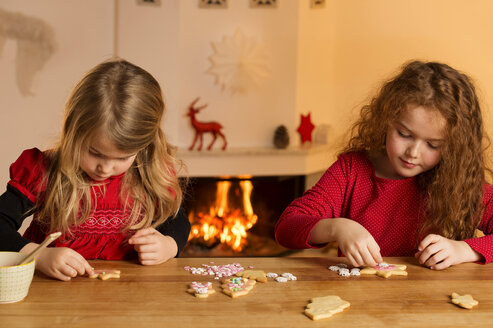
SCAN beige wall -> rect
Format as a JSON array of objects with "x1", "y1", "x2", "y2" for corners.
[
  {"x1": 295, "y1": 0, "x2": 336, "y2": 142},
  {"x1": 1, "y1": 0, "x2": 493, "y2": 188},
  {"x1": 327, "y1": 0, "x2": 493, "y2": 148}
]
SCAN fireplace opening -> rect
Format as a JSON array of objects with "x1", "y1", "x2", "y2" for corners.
[{"x1": 180, "y1": 175, "x2": 305, "y2": 257}]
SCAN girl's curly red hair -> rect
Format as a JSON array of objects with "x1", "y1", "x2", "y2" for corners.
[{"x1": 344, "y1": 60, "x2": 489, "y2": 240}]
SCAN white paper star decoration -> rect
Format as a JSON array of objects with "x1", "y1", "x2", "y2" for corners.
[{"x1": 207, "y1": 29, "x2": 270, "y2": 94}]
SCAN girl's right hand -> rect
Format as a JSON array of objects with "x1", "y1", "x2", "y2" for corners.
[
  {"x1": 21, "y1": 244, "x2": 94, "y2": 281},
  {"x1": 331, "y1": 218, "x2": 383, "y2": 267}
]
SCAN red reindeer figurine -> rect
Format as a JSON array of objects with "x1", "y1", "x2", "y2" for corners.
[{"x1": 187, "y1": 97, "x2": 227, "y2": 151}]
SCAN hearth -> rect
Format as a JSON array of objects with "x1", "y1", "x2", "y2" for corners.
[{"x1": 180, "y1": 175, "x2": 305, "y2": 257}]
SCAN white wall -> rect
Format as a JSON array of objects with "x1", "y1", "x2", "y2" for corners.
[
  {"x1": 174, "y1": 0, "x2": 300, "y2": 149},
  {"x1": 0, "y1": 0, "x2": 114, "y2": 187},
  {"x1": 118, "y1": 0, "x2": 308, "y2": 149},
  {"x1": 115, "y1": 0, "x2": 181, "y2": 144},
  {"x1": 0, "y1": 0, "x2": 333, "y2": 188}
]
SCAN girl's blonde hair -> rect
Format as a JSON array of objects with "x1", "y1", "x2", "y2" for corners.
[
  {"x1": 37, "y1": 59, "x2": 183, "y2": 234},
  {"x1": 344, "y1": 60, "x2": 489, "y2": 240}
]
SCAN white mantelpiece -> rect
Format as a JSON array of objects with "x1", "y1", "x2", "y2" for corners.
[{"x1": 177, "y1": 144, "x2": 335, "y2": 178}]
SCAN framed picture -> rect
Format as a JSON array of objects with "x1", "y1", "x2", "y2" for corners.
[
  {"x1": 199, "y1": 0, "x2": 228, "y2": 9},
  {"x1": 250, "y1": 0, "x2": 278, "y2": 9},
  {"x1": 136, "y1": 0, "x2": 161, "y2": 6},
  {"x1": 310, "y1": 0, "x2": 326, "y2": 9}
]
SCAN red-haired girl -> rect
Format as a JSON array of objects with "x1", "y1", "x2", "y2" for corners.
[{"x1": 276, "y1": 61, "x2": 493, "y2": 270}]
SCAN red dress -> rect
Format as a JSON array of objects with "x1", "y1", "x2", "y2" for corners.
[
  {"x1": 275, "y1": 151, "x2": 493, "y2": 263},
  {"x1": 9, "y1": 148, "x2": 157, "y2": 260}
]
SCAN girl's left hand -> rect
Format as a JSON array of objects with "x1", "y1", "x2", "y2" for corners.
[
  {"x1": 415, "y1": 234, "x2": 482, "y2": 270},
  {"x1": 128, "y1": 227, "x2": 178, "y2": 265}
]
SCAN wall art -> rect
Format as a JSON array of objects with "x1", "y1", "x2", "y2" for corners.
[
  {"x1": 0, "y1": 8, "x2": 56, "y2": 96},
  {"x1": 207, "y1": 29, "x2": 270, "y2": 94}
]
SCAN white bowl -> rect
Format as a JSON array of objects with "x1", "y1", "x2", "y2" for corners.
[{"x1": 0, "y1": 252, "x2": 35, "y2": 303}]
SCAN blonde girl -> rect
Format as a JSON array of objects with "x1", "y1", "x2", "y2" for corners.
[
  {"x1": 276, "y1": 60, "x2": 493, "y2": 270},
  {"x1": 0, "y1": 59, "x2": 191, "y2": 281}
]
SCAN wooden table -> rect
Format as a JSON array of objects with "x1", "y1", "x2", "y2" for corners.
[{"x1": 1, "y1": 257, "x2": 492, "y2": 327}]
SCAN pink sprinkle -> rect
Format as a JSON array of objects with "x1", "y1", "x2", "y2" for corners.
[{"x1": 185, "y1": 263, "x2": 245, "y2": 278}]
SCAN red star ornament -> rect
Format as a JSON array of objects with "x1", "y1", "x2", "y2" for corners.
[{"x1": 296, "y1": 112, "x2": 315, "y2": 144}]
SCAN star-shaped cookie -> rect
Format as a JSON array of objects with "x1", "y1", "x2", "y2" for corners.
[
  {"x1": 88, "y1": 269, "x2": 121, "y2": 280},
  {"x1": 451, "y1": 292, "x2": 478, "y2": 309},
  {"x1": 360, "y1": 262, "x2": 407, "y2": 278}
]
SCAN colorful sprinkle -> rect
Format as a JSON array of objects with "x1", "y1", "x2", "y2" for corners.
[{"x1": 185, "y1": 263, "x2": 245, "y2": 278}]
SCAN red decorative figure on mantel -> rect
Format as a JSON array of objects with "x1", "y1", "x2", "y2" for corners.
[
  {"x1": 296, "y1": 112, "x2": 315, "y2": 144},
  {"x1": 187, "y1": 97, "x2": 227, "y2": 151}
]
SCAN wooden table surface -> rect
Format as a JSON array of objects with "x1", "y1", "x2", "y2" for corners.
[{"x1": 1, "y1": 257, "x2": 492, "y2": 327}]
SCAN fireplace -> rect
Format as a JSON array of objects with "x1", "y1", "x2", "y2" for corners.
[
  {"x1": 177, "y1": 144, "x2": 333, "y2": 257},
  {"x1": 180, "y1": 175, "x2": 305, "y2": 257}
]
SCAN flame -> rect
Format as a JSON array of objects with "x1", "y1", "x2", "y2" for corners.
[{"x1": 188, "y1": 179, "x2": 258, "y2": 252}]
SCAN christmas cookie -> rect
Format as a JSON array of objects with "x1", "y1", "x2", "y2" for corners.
[
  {"x1": 235, "y1": 269, "x2": 267, "y2": 283},
  {"x1": 451, "y1": 292, "x2": 478, "y2": 309},
  {"x1": 89, "y1": 269, "x2": 121, "y2": 280},
  {"x1": 360, "y1": 262, "x2": 407, "y2": 278},
  {"x1": 187, "y1": 282, "x2": 215, "y2": 298},
  {"x1": 304, "y1": 295, "x2": 350, "y2": 320},
  {"x1": 221, "y1": 277, "x2": 256, "y2": 298}
]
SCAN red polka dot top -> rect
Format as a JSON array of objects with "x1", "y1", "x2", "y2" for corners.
[{"x1": 275, "y1": 151, "x2": 493, "y2": 263}]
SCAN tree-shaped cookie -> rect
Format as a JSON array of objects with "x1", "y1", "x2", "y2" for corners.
[
  {"x1": 360, "y1": 262, "x2": 407, "y2": 278},
  {"x1": 187, "y1": 282, "x2": 215, "y2": 298},
  {"x1": 221, "y1": 277, "x2": 256, "y2": 298},
  {"x1": 304, "y1": 295, "x2": 350, "y2": 320}
]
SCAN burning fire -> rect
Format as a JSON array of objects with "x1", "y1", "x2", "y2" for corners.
[{"x1": 188, "y1": 178, "x2": 258, "y2": 252}]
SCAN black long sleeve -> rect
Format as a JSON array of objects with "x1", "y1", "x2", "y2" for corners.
[
  {"x1": 155, "y1": 207, "x2": 191, "y2": 257},
  {"x1": 0, "y1": 183, "x2": 191, "y2": 256},
  {"x1": 0, "y1": 185, "x2": 35, "y2": 251}
]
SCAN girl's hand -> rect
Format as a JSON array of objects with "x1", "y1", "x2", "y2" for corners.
[
  {"x1": 21, "y1": 244, "x2": 93, "y2": 281},
  {"x1": 128, "y1": 227, "x2": 178, "y2": 265},
  {"x1": 331, "y1": 218, "x2": 383, "y2": 267},
  {"x1": 415, "y1": 234, "x2": 482, "y2": 270}
]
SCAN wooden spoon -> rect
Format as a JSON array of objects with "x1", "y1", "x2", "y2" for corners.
[{"x1": 18, "y1": 232, "x2": 62, "y2": 265}]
